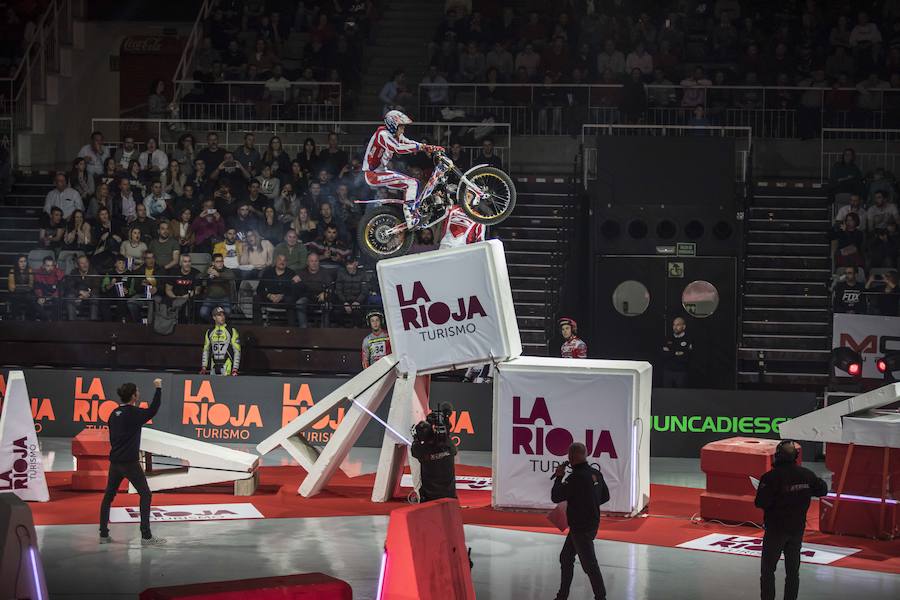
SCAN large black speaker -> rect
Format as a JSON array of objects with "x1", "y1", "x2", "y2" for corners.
[
  {"x1": 0, "y1": 494, "x2": 48, "y2": 599},
  {"x1": 589, "y1": 135, "x2": 741, "y2": 256}
]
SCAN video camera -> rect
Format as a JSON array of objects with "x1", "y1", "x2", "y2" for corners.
[{"x1": 413, "y1": 402, "x2": 454, "y2": 446}]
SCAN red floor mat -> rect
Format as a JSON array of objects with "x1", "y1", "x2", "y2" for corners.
[{"x1": 35, "y1": 467, "x2": 900, "y2": 574}]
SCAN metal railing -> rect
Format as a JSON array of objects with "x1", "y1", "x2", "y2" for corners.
[
  {"x1": 171, "y1": 0, "x2": 215, "y2": 104},
  {"x1": 580, "y1": 124, "x2": 753, "y2": 187},
  {"x1": 0, "y1": 0, "x2": 74, "y2": 167},
  {"x1": 174, "y1": 80, "x2": 342, "y2": 122},
  {"x1": 90, "y1": 118, "x2": 513, "y2": 168},
  {"x1": 820, "y1": 128, "x2": 900, "y2": 181},
  {"x1": 420, "y1": 82, "x2": 900, "y2": 139}
]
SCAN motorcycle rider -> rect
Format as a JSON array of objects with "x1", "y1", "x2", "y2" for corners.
[
  {"x1": 560, "y1": 317, "x2": 588, "y2": 359},
  {"x1": 363, "y1": 110, "x2": 443, "y2": 227},
  {"x1": 200, "y1": 306, "x2": 241, "y2": 376},
  {"x1": 361, "y1": 310, "x2": 392, "y2": 369}
]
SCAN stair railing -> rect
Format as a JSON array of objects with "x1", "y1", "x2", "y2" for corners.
[{"x1": 170, "y1": 0, "x2": 216, "y2": 105}]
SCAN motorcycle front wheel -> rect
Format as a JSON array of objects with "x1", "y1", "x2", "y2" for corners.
[
  {"x1": 357, "y1": 205, "x2": 415, "y2": 260},
  {"x1": 457, "y1": 166, "x2": 517, "y2": 225}
]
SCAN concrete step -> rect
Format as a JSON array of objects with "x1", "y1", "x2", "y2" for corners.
[
  {"x1": 743, "y1": 306, "x2": 831, "y2": 322},
  {"x1": 742, "y1": 320, "x2": 830, "y2": 335},
  {"x1": 746, "y1": 218, "x2": 831, "y2": 231},
  {"x1": 745, "y1": 280, "x2": 829, "y2": 295},
  {"x1": 743, "y1": 267, "x2": 832, "y2": 282},
  {"x1": 742, "y1": 334, "x2": 831, "y2": 350},
  {"x1": 746, "y1": 255, "x2": 831, "y2": 269},
  {"x1": 743, "y1": 294, "x2": 830, "y2": 308},
  {"x1": 748, "y1": 230, "x2": 827, "y2": 244},
  {"x1": 749, "y1": 206, "x2": 830, "y2": 220},
  {"x1": 746, "y1": 242, "x2": 830, "y2": 256}
]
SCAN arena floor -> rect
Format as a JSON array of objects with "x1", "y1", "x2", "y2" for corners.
[{"x1": 36, "y1": 439, "x2": 900, "y2": 600}]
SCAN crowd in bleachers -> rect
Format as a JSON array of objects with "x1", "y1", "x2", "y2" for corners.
[
  {"x1": 423, "y1": 0, "x2": 900, "y2": 135},
  {"x1": 829, "y1": 147, "x2": 900, "y2": 316},
  {"x1": 176, "y1": 0, "x2": 382, "y2": 119},
  {"x1": 6, "y1": 127, "x2": 444, "y2": 327}
]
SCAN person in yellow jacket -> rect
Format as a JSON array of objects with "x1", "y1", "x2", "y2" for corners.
[{"x1": 212, "y1": 228, "x2": 244, "y2": 270}]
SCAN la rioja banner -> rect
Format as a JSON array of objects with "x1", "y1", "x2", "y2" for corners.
[{"x1": 0, "y1": 371, "x2": 49, "y2": 502}]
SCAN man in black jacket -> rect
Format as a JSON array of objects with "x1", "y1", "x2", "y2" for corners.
[
  {"x1": 410, "y1": 404, "x2": 458, "y2": 502},
  {"x1": 754, "y1": 440, "x2": 828, "y2": 600},
  {"x1": 253, "y1": 253, "x2": 301, "y2": 326},
  {"x1": 551, "y1": 442, "x2": 610, "y2": 600},
  {"x1": 98, "y1": 378, "x2": 166, "y2": 546}
]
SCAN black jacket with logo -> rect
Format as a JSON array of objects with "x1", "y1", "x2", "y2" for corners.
[
  {"x1": 662, "y1": 333, "x2": 693, "y2": 371},
  {"x1": 552, "y1": 462, "x2": 610, "y2": 533},
  {"x1": 411, "y1": 437, "x2": 457, "y2": 501},
  {"x1": 754, "y1": 460, "x2": 828, "y2": 533},
  {"x1": 108, "y1": 388, "x2": 161, "y2": 462}
]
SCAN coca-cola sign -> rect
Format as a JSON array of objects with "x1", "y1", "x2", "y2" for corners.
[{"x1": 122, "y1": 36, "x2": 163, "y2": 54}]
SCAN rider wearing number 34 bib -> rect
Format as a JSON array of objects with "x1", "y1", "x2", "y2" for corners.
[
  {"x1": 363, "y1": 110, "x2": 443, "y2": 227},
  {"x1": 201, "y1": 306, "x2": 241, "y2": 376}
]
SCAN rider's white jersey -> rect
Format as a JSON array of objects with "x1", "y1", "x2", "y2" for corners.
[
  {"x1": 440, "y1": 205, "x2": 485, "y2": 249},
  {"x1": 363, "y1": 125, "x2": 421, "y2": 172}
]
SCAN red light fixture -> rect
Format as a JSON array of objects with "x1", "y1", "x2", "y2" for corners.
[
  {"x1": 877, "y1": 359, "x2": 888, "y2": 373},
  {"x1": 847, "y1": 363, "x2": 862, "y2": 376}
]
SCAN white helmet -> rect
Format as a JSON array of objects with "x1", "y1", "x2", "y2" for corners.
[{"x1": 384, "y1": 110, "x2": 412, "y2": 135}]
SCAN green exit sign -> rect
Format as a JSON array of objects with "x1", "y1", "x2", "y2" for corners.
[{"x1": 676, "y1": 243, "x2": 696, "y2": 256}]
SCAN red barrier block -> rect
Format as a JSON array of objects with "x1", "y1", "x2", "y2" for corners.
[
  {"x1": 140, "y1": 573, "x2": 352, "y2": 599},
  {"x1": 700, "y1": 437, "x2": 795, "y2": 524},
  {"x1": 819, "y1": 494, "x2": 900, "y2": 538},
  {"x1": 826, "y1": 443, "x2": 900, "y2": 498},
  {"x1": 379, "y1": 498, "x2": 475, "y2": 600},
  {"x1": 71, "y1": 429, "x2": 126, "y2": 491}
]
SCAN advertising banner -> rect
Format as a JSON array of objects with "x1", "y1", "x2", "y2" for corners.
[
  {"x1": 109, "y1": 503, "x2": 264, "y2": 523},
  {"x1": 0, "y1": 370, "x2": 493, "y2": 451},
  {"x1": 832, "y1": 313, "x2": 900, "y2": 378},
  {"x1": 650, "y1": 389, "x2": 818, "y2": 458},
  {"x1": 377, "y1": 240, "x2": 522, "y2": 374},
  {"x1": 676, "y1": 534, "x2": 860, "y2": 565},
  {"x1": 0, "y1": 372, "x2": 49, "y2": 501},
  {"x1": 493, "y1": 357, "x2": 652, "y2": 515}
]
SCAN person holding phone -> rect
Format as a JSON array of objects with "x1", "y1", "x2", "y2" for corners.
[{"x1": 99, "y1": 378, "x2": 167, "y2": 546}]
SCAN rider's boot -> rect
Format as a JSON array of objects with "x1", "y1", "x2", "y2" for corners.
[{"x1": 403, "y1": 203, "x2": 419, "y2": 229}]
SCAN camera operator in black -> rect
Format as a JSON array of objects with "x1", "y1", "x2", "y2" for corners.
[
  {"x1": 551, "y1": 442, "x2": 609, "y2": 600},
  {"x1": 410, "y1": 402, "x2": 457, "y2": 502},
  {"x1": 754, "y1": 440, "x2": 828, "y2": 600}
]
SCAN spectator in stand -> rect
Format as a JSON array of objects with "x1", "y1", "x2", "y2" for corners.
[
  {"x1": 520, "y1": 11, "x2": 546, "y2": 44},
  {"x1": 825, "y1": 46, "x2": 855, "y2": 80},
  {"x1": 833, "y1": 266, "x2": 865, "y2": 313},
  {"x1": 830, "y1": 212, "x2": 865, "y2": 267},
  {"x1": 234, "y1": 133, "x2": 261, "y2": 178},
  {"x1": 256, "y1": 205, "x2": 285, "y2": 245},
  {"x1": 7, "y1": 255, "x2": 34, "y2": 320},
  {"x1": 239, "y1": 229, "x2": 275, "y2": 276},
  {"x1": 33, "y1": 256, "x2": 65, "y2": 321},
  {"x1": 596, "y1": 40, "x2": 625, "y2": 76},
  {"x1": 320, "y1": 133, "x2": 349, "y2": 178},
  {"x1": 213, "y1": 182, "x2": 239, "y2": 222},
  {"x1": 475, "y1": 138, "x2": 502, "y2": 169},
  {"x1": 40, "y1": 207, "x2": 65, "y2": 251},
  {"x1": 333, "y1": 256, "x2": 370, "y2": 326},
  {"x1": 44, "y1": 172, "x2": 83, "y2": 220},
  {"x1": 541, "y1": 37, "x2": 571, "y2": 82},
  {"x1": 292, "y1": 206, "x2": 319, "y2": 244},
  {"x1": 70, "y1": 157, "x2": 95, "y2": 200},
  {"x1": 447, "y1": 142, "x2": 470, "y2": 172},
  {"x1": 120, "y1": 227, "x2": 148, "y2": 270},
  {"x1": 213, "y1": 228, "x2": 244, "y2": 271},
  {"x1": 681, "y1": 67, "x2": 712, "y2": 108},
  {"x1": 712, "y1": 13, "x2": 739, "y2": 60},
  {"x1": 458, "y1": 41, "x2": 487, "y2": 83},
  {"x1": 849, "y1": 11, "x2": 883, "y2": 66},
  {"x1": 625, "y1": 41, "x2": 653, "y2": 77},
  {"x1": 829, "y1": 148, "x2": 864, "y2": 197},
  {"x1": 274, "y1": 183, "x2": 301, "y2": 225},
  {"x1": 856, "y1": 72, "x2": 890, "y2": 123},
  {"x1": 296, "y1": 138, "x2": 319, "y2": 178},
  {"x1": 231, "y1": 201, "x2": 261, "y2": 234},
  {"x1": 96, "y1": 158, "x2": 120, "y2": 191},
  {"x1": 866, "y1": 271, "x2": 900, "y2": 317},
  {"x1": 867, "y1": 227, "x2": 898, "y2": 270},
  {"x1": 90, "y1": 207, "x2": 123, "y2": 270},
  {"x1": 78, "y1": 131, "x2": 110, "y2": 180},
  {"x1": 191, "y1": 200, "x2": 225, "y2": 253},
  {"x1": 199, "y1": 254, "x2": 236, "y2": 321},
  {"x1": 486, "y1": 41, "x2": 514, "y2": 81},
  {"x1": 317, "y1": 201, "x2": 347, "y2": 242},
  {"x1": 138, "y1": 137, "x2": 168, "y2": 176},
  {"x1": 114, "y1": 136, "x2": 139, "y2": 171},
  {"x1": 143, "y1": 181, "x2": 171, "y2": 220},
  {"x1": 162, "y1": 254, "x2": 200, "y2": 323},
  {"x1": 169, "y1": 208, "x2": 195, "y2": 257},
  {"x1": 867, "y1": 191, "x2": 899, "y2": 230},
  {"x1": 126, "y1": 250, "x2": 161, "y2": 323},
  {"x1": 125, "y1": 160, "x2": 148, "y2": 199},
  {"x1": 308, "y1": 224, "x2": 351, "y2": 270},
  {"x1": 262, "y1": 136, "x2": 291, "y2": 177},
  {"x1": 131, "y1": 202, "x2": 156, "y2": 243},
  {"x1": 101, "y1": 255, "x2": 132, "y2": 322},
  {"x1": 115, "y1": 176, "x2": 139, "y2": 224},
  {"x1": 253, "y1": 253, "x2": 300, "y2": 326},
  {"x1": 515, "y1": 42, "x2": 541, "y2": 78},
  {"x1": 88, "y1": 182, "x2": 116, "y2": 222},
  {"x1": 620, "y1": 68, "x2": 648, "y2": 123},
  {"x1": 211, "y1": 150, "x2": 251, "y2": 194},
  {"x1": 256, "y1": 164, "x2": 281, "y2": 202},
  {"x1": 172, "y1": 134, "x2": 196, "y2": 178},
  {"x1": 173, "y1": 182, "x2": 200, "y2": 218},
  {"x1": 197, "y1": 132, "x2": 226, "y2": 172},
  {"x1": 797, "y1": 68, "x2": 829, "y2": 139},
  {"x1": 147, "y1": 80, "x2": 169, "y2": 120},
  {"x1": 161, "y1": 160, "x2": 186, "y2": 198},
  {"x1": 867, "y1": 168, "x2": 895, "y2": 204},
  {"x1": 421, "y1": 65, "x2": 450, "y2": 105},
  {"x1": 829, "y1": 15, "x2": 853, "y2": 48},
  {"x1": 273, "y1": 228, "x2": 309, "y2": 272},
  {"x1": 65, "y1": 255, "x2": 100, "y2": 321},
  {"x1": 63, "y1": 209, "x2": 92, "y2": 253},
  {"x1": 835, "y1": 193, "x2": 868, "y2": 232},
  {"x1": 296, "y1": 252, "x2": 334, "y2": 328},
  {"x1": 379, "y1": 69, "x2": 412, "y2": 114},
  {"x1": 333, "y1": 183, "x2": 361, "y2": 236}
]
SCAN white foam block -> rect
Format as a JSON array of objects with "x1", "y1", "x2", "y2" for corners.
[{"x1": 377, "y1": 239, "x2": 522, "y2": 374}]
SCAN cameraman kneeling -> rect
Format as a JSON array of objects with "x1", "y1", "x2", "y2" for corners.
[{"x1": 411, "y1": 403, "x2": 457, "y2": 502}]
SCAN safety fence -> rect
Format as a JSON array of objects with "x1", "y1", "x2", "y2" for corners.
[
  {"x1": 0, "y1": 0, "x2": 74, "y2": 167},
  {"x1": 170, "y1": 0, "x2": 215, "y2": 104},
  {"x1": 820, "y1": 128, "x2": 900, "y2": 181},
  {"x1": 420, "y1": 82, "x2": 899, "y2": 139},
  {"x1": 89, "y1": 118, "x2": 513, "y2": 169},
  {"x1": 580, "y1": 124, "x2": 752, "y2": 187},
  {"x1": 174, "y1": 80, "x2": 342, "y2": 122}
]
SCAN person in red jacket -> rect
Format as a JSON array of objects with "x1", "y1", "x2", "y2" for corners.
[
  {"x1": 559, "y1": 317, "x2": 588, "y2": 359},
  {"x1": 33, "y1": 255, "x2": 65, "y2": 321}
]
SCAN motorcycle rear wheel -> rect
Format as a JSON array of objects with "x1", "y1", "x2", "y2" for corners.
[
  {"x1": 457, "y1": 166, "x2": 517, "y2": 225},
  {"x1": 357, "y1": 205, "x2": 415, "y2": 260}
]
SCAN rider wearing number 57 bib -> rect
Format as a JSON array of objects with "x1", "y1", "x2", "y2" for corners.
[
  {"x1": 364, "y1": 110, "x2": 443, "y2": 227},
  {"x1": 201, "y1": 306, "x2": 241, "y2": 376}
]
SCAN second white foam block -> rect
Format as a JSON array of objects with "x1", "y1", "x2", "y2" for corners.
[{"x1": 377, "y1": 239, "x2": 523, "y2": 374}]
